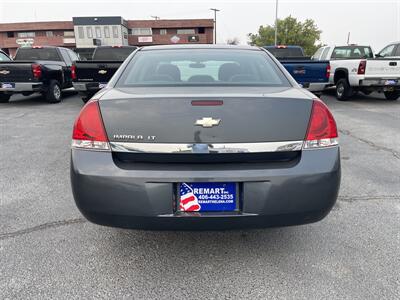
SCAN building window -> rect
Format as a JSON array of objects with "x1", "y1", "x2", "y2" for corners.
[
  {"x1": 95, "y1": 27, "x2": 101, "y2": 38},
  {"x1": 7, "y1": 31, "x2": 14, "y2": 38},
  {"x1": 131, "y1": 28, "x2": 152, "y2": 35},
  {"x1": 64, "y1": 31, "x2": 74, "y2": 37},
  {"x1": 86, "y1": 27, "x2": 93, "y2": 38},
  {"x1": 160, "y1": 29, "x2": 167, "y2": 35},
  {"x1": 177, "y1": 29, "x2": 195, "y2": 34},
  {"x1": 112, "y1": 26, "x2": 119, "y2": 38},
  {"x1": 17, "y1": 32, "x2": 35, "y2": 38},
  {"x1": 78, "y1": 27, "x2": 84, "y2": 39},
  {"x1": 46, "y1": 31, "x2": 53, "y2": 37},
  {"x1": 104, "y1": 26, "x2": 110, "y2": 38},
  {"x1": 198, "y1": 27, "x2": 205, "y2": 34}
]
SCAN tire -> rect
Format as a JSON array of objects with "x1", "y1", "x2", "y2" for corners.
[
  {"x1": 0, "y1": 93, "x2": 11, "y2": 103},
  {"x1": 384, "y1": 91, "x2": 399, "y2": 101},
  {"x1": 45, "y1": 80, "x2": 62, "y2": 103},
  {"x1": 335, "y1": 79, "x2": 353, "y2": 101}
]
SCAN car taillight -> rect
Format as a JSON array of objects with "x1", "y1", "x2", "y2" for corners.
[
  {"x1": 72, "y1": 100, "x2": 110, "y2": 151},
  {"x1": 71, "y1": 64, "x2": 77, "y2": 80},
  {"x1": 357, "y1": 60, "x2": 366, "y2": 75},
  {"x1": 303, "y1": 99, "x2": 338, "y2": 149},
  {"x1": 326, "y1": 64, "x2": 331, "y2": 79},
  {"x1": 32, "y1": 64, "x2": 42, "y2": 79}
]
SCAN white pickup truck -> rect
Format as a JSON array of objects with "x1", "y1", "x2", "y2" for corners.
[{"x1": 312, "y1": 45, "x2": 400, "y2": 100}]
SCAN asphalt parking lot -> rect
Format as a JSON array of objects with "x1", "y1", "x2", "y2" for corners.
[{"x1": 1, "y1": 91, "x2": 399, "y2": 299}]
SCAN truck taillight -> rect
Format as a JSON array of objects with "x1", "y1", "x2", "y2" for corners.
[
  {"x1": 71, "y1": 64, "x2": 77, "y2": 80},
  {"x1": 326, "y1": 64, "x2": 331, "y2": 79},
  {"x1": 72, "y1": 100, "x2": 110, "y2": 151},
  {"x1": 357, "y1": 60, "x2": 366, "y2": 75},
  {"x1": 32, "y1": 64, "x2": 42, "y2": 79},
  {"x1": 303, "y1": 99, "x2": 338, "y2": 149}
]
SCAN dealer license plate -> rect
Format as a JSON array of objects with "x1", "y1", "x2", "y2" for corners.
[
  {"x1": 1, "y1": 82, "x2": 15, "y2": 89},
  {"x1": 178, "y1": 182, "x2": 237, "y2": 212}
]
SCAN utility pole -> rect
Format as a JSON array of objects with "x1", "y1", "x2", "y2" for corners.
[
  {"x1": 151, "y1": 16, "x2": 160, "y2": 20},
  {"x1": 274, "y1": 0, "x2": 279, "y2": 46},
  {"x1": 210, "y1": 8, "x2": 220, "y2": 44},
  {"x1": 347, "y1": 32, "x2": 350, "y2": 45}
]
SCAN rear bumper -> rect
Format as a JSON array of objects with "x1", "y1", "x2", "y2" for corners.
[
  {"x1": 70, "y1": 147, "x2": 341, "y2": 230},
  {"x1": 73, "y1": 82, "x2": 103, "y2": 94},
  {"x1": 308, "y1": 83, "x2": 328, "y2": 92},
  {"x1": 359, "y1": 78, "x2": 400, "y2": 90},
  {"x1": 0, "y1": 82, "x2": 43, "y2": 92}
]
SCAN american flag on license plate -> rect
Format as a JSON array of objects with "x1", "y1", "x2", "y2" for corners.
[{"x1": 179, "y1": 183, "x2": 201, "y2": 212}]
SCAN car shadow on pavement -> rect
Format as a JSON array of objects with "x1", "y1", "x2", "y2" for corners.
[
  {"x1": 321, "y1": 89, "x2": 399, "y2": 105},
  {"x1": 1, "y1": 90, "x2": 78, "y2": 106},
  {"x1": 109, "y1": 224, "x2": 314, "y2": 260}
]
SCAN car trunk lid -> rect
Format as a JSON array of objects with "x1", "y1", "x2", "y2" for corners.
[{"x1": 99, "y1": 87, "x2": 313, "y2": 145}]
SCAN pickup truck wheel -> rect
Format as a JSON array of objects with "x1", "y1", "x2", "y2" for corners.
[
  {"x1": 0, "y1": 93, "x2": 11, "y2": 103},
  {"x1": 45, "y1": 80, "x2": 62, "y2": 103},
  {"x1": 384, "y1": 91, "x2": 399, "y2": 101},
  {"x1": 336, "y1": 79, "x2": 353, "y2": 101}
]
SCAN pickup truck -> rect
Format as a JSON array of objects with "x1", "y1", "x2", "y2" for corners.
[
  {"x1": 312, "y1": 45, "x2": 400, "y2": 100},
  {"x1": 72, "y1": 46, "x2": 137, "y2": 103},
  {"x1": 0, "y1": 46, "x2": 79, "y2": 103},
  {"x1": 263, "y1": 45, "x2": 330, "y2": 95}
]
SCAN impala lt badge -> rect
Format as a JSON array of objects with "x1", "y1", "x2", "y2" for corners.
[{"x1": 195, "y1": 117, "x2": 221, "y2": 128}]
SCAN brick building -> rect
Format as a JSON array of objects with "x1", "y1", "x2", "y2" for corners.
[{"x1": 0, "y1": 17, "x2": 214, "y2": 57}]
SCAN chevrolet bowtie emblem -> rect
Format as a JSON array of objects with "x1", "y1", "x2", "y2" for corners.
[
  {"x1": 195, "y1": 117, "x2": 221, "y2": 128},
  {"x1": 0, "y1": 70, "x2": 10, "y2": 75},
  {"x1": 98, "y1": 70, "x2": 107, "y2": 74}
]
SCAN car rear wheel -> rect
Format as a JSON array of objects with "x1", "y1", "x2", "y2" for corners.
[
  {"x1": 384, "y1": 91, "x2": 399, "y2": 101},
  {"x1": 336, "y1": 79, "x2": 353, "y2": 101},
  {"x1": 0, "y1": 93, "x2": 11, "y2": 103},
  {"x1": 45, "y1": 80, "x2": 62, "y2": 103}
]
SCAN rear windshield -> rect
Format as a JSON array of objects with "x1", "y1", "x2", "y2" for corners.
[
  {"x1": 264, "y1": 47, "x2": 304, "y2": 58},
  {"x1": 93, "y1": 47, "x2": 137, "y2": 61},
  {"x1": 116, "y1": 49, "x2": 291, "y2": 87},
  {"x1": 15, "y1": 48, "x2": 61, "y2": 61},
  {"x1": 331, "y1": 46, "x2": 373, "y2": 59}
]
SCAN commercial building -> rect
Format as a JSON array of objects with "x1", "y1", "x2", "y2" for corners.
[{"x1": 0, "y1": 17, "x2": 214, "y2": 57}]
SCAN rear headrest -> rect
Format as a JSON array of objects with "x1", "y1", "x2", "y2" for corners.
[
  {"x1": 157, "y1": 64, "x2": 181, "y2": 81},
  {"x1": 218, "y1": 63, "x2": 241, "y2": 81}
]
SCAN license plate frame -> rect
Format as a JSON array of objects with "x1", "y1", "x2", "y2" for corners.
[
  {"x1": 1, "y1": 82, "x2": 15, "y2": 89},
  {"x1": 177, "y1": 182, "x2": 239, "y2": 212}
]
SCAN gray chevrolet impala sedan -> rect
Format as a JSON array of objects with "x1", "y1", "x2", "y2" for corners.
[{"x1": 70, "y1": 45, "x2": 340, "y2": 230}]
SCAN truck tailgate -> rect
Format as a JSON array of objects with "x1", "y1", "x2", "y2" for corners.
[
  {"x1": 280, "y1": 60, "x2": 329, "y2": 85},
  {"x1": 365, "y1": 59, "x2": 400, "y2": 78},
  {"x1": 74, "y1": 61, "x2": 123, "y2": 83},
  {"x1": 0, "y1": 62, "x2": 35, "y2": 82}
]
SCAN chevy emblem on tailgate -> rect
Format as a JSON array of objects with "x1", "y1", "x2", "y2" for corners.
[
  {"x1": 98, "y1": 70, "x2": 107, "y2": 74},
  {"x1": 0, "y1": 70, "x2": 10, "y2": 75},
  {"x1": 195, "y1": 117, "x2": 221, "y2": 128}
]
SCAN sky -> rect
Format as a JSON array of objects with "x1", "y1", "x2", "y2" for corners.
[{"x1": 0, "y1": 0, "x2": 399, "y2": 52}]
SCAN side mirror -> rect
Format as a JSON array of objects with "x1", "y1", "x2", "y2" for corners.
[{"x1": 375, "y1": 53, "x2": 382, "y2": 58}]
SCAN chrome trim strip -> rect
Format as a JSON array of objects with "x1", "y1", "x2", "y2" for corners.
[{"x1": 110, "y1": 141, "x2": 303, "y2": 154}]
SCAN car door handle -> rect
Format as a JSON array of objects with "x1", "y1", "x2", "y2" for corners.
[{"x1": 389, "y1": 62, "x2": 397, "y2": 66}]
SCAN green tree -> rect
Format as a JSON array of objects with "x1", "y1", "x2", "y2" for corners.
[{"x1": 248, "y1": 16, "x2": 323, "y2": 55}]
